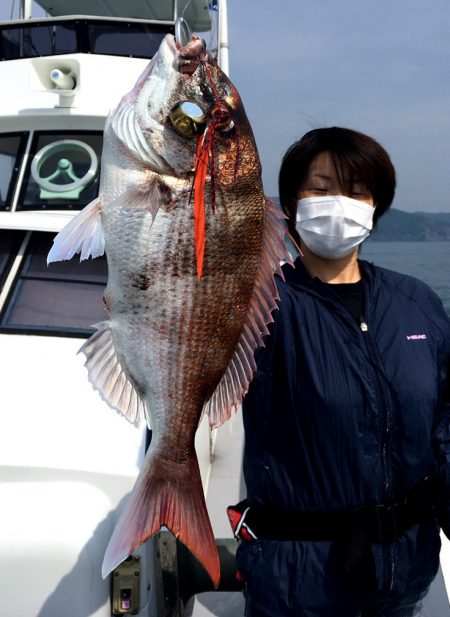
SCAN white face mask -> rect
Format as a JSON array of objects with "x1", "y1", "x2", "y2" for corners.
[{"x1": 295, "y1": 195, "x2": 374, "y2": 259}]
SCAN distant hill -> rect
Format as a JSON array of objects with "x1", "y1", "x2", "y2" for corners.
[
  {"x1": 370, "y1": 209, "x2": 450, "y2": 241},
  {"x1": 413, "y1": 211, "x2": 450, "y2": 223}
]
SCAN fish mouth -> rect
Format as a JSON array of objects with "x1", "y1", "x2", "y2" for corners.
[
  {"x1": 166, "y1": 33, "x2": 206, "y2": 58},
  {"x1": 166, "y1": 33, "x2": 207, "y2": 77},
  {"x1": 166, "y1": 33, "x2": 178, "y2": 56},
  {"x1": 177, "y1": 35, "x2": 206, "y2": 57}
]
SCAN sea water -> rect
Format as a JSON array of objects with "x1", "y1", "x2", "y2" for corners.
[{"x1": 361, "y1": 241, "x2": 450, "y2": 315}]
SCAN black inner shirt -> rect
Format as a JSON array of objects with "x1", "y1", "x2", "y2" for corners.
[{"x1": 323, "y1": 280, "x2": 364, "y2": 323}]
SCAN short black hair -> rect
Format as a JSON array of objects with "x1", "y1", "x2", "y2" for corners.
[{"x1": 278, "y1": 127, "x2": 396, "y2": 244}]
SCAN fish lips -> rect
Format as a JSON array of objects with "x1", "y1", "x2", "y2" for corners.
[{"x1": 168, "y1": 34, "x2": 208, "y2": 78}]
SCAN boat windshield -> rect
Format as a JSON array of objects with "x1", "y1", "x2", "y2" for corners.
[
  {"x1": 0, "y1": 131, "x2": 103, "y2": 213},
  {"x1": 0, "y1": 134, "x2": 27, "y2": 210},
  {"x1": 0, "y1": 230, "x2": 108, "y2": 336},
  {"x1": 0, "y1": 19, "x2": 174, "y2": 61}
]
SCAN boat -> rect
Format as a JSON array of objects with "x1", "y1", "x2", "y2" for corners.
[
  {"x1": 0, "y1": 1, "x2": 245, "y2": 615},
  {"x1": 0, "y1": 1, "x2": 449, "y2": 615}
]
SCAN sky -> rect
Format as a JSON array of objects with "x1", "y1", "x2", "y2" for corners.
[
  {"x1": 226, "y1": 0, "x2": 450, "y2": 213},
  {"x1": 3, "y1": 0, "x2": 450, "y2": 213}
]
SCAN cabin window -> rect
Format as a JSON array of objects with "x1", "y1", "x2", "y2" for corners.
[
  {"x1": 0, "y1": 230, "x2": 26, "y2": 292},
  {"x1": 17, "y1": 131, "x2": 103, "y2": 212},
  {"x1": 0, "y1": 232, "x2": 108, "y2": 336},
  {"x1": 0, "y1": 20, "x2": 174, "y2": 61},
  {"x1": 87, "y1": 22, "x2": 168, "y2": 58},
  {"x1": 1, "y1": 23, "x2": 78, "y2": 60},
  {"x1": 0, "y1": 133, "x2": 28, "y2": 211}
]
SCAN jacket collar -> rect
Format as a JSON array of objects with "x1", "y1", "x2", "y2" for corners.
[{"x1": 281, "y1": 256, "x2": 378, "y2": 297}]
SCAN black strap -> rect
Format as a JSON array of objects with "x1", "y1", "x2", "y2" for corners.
[
  {"x1": 230, "y1": 476, "x2": 440, "y2": 610},
  {"x1": 233, "y1": 475, "x2": 439, "y2": 544}
]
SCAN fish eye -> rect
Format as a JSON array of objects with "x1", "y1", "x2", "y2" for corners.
[
  {"x1": 211, "y1": 104, "x2": 235, "y2": 134},
  {"x1": 216, "y1": 117, "x2": 235, "y2": 134},
  {"x1": 169, "y1": 101, "x2": 206, "y2": 138}
]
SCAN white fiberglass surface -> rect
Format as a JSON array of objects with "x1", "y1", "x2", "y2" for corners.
[
  {"x1": 1, "y1": 478, "x2": 114, "y2": 617},
  {"x1": 0, "y1": 332, "x2": 211, "y2": 479},
  {"x1": 0, "y1": 334, "x2": 146, "y2": 474},
  {"x1": 440, "y1": 533, "x2": 450, "y2": 603},
  {"x1": 0, "y1": 334, "x2": 145, "y2": 615},
  {"x1": 0, "y1": 54, "x2": 148, "y2": 117},
  {"x1": 0, "y1": 331, "x2": 212, "y2": 616}
]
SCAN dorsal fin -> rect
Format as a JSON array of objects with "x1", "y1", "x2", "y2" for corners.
[{"x1": 204, "y1": 199, "x2": 294, "y2": 428}]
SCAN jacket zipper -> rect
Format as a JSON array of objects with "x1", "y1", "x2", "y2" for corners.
[
  {"x1": 359, "y1": 315, "x2": 393, "y2": 499},
  {"x1": 294, "y1": 277, "x2": 397, "y2": 590},
  {"x1": 359, "y1": 313, "x2": 395, "y2": 590},
  {"x1": 287, "y1": 262, "x2": 397, "y2": 589}
]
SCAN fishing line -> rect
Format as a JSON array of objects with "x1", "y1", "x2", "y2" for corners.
[
  {"x1": 207, "y1": 2, "x2": 218, "y2": 58},
  {"x1": 181, "y1": 0, "x2": 216, "y2": 57},
  {"x1": 196, "y1": 57, "x2": 241, "y2": 200},
  {"x1": 181, "y1": 0, "x2": 194, "y2": 19},
  {"x1": 189, "y1": 126, "x2": 209, "y2": 206}
]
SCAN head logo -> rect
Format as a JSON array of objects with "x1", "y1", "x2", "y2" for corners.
[{"x1": 406, "y1": 334, "x2": 427, "y2": 341}]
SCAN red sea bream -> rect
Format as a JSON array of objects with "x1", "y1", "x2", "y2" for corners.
[{"x1": 48, "y1": 33, "x2": 292, "y2": 587}]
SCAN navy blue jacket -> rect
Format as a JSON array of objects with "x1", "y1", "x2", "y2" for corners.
[{"x1": 236, "y1": 258, "x2": 450, "y2": 617}]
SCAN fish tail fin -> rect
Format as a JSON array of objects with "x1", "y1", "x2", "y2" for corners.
[{"x1": 102, "y1": 450, "x2": 220, "y2": 588}]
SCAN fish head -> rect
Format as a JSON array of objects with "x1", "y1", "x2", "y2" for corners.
[{"x1": 127, "y1": 34, "x2": 260, "y2": 182}]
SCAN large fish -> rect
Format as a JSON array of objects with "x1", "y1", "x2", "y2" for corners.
[{"x1": 48, "y1": 33, "x2": 292, "y2": 587}]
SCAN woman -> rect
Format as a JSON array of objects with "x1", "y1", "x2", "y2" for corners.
[{"x1": 232, "y1": 127, "x2": 450, "y2": 616}]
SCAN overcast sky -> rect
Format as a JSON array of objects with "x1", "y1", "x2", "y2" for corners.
[
  {"x1": 227, "y1": 1, "x2": 450, "y2": 213},
  {"x1": 4, "y1": 1, "x2": 450, "y2": 213}
]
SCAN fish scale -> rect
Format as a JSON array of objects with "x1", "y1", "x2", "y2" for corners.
[{"x1": 47, "y1": 32, "x2": 293, "y2": 587}]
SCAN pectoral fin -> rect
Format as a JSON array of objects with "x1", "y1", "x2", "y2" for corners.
[{"x1": 47, "y1": 198, "x2": 104, "y2": 264}]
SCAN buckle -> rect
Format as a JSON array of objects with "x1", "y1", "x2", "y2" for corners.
[
  {"x1": 372, "y1": 504, "x2": 398, "y2": 544},
  {"x1": 234, "y1": 507, "x2": 258, "y2": 542},
  {"x1": 226, "y1": 504, "x2": 258, "y2": 543}
]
